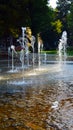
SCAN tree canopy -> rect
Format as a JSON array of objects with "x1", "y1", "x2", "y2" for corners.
[
  {"x1": 0, "y1": 0, "x2": 73, "y2": 50},
  {"x1": 0, "y1": 0, "x2": 52, "y2": 36}
]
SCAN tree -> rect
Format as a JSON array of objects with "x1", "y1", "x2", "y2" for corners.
[
  {"x1": 0, "y1": 0, "x2": 52, "y2": 36},
  {"x1": 26, "y1": 0, "x2": 52, "y2": 34},
  {"x1": 0, "y1": 0, "x2": 57, "y2": 50},
  {"x1": 0, "y1": 0, "x2": 32, "y2": 37},
  {"x1": 56, "y1": 0, "x2": 71, "y2": 30},
  {"x1": 67, "y1": 2, "x2": 73, "y2": 44},
  {"x1": 0, "y1": 0, "x2": 63, "y2": 50}
]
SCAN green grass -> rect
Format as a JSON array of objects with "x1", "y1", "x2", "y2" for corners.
[
  {"x1": 15, "y1": 47, "x2": 73, "y2": 56},
  {"x1": 41, "y1": 50, "x2": 57, "y2": 54},
  {"x1": 67, "y1": 47, "x2": 73, "y2": 56},
  {"x1": 67, "y1": 50, "x2": 73, "y2": 56},
  {"x1": 41, "y1": 49, "x2": 73, "y2": 56}
]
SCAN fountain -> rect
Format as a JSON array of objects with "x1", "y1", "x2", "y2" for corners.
[
  {"x1": 7, "y1": 27, "x2": 37, "y2": 84},
  {"x1": 38, "y1": 34, "x2": 43, "y2": 67},
  {"x1": 0, "y1": 30, "x2": 73, "y2": 130},
  {"x1": 58, "y1": 31, "x2": 67, "y2": 63},
  {"x1": 17, "y1": 27, "x2": 36, "y2": 67},
  {"x1": 7, "y1": 45, "x2": 19, "y2": 73},
  {"x1": 18, "y1": 27, "x2": 26, "y2": 68}
]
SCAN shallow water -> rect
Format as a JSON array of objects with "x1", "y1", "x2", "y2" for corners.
[{"x1": 0, "y1": 60, "x2": 73, "y2": 130}]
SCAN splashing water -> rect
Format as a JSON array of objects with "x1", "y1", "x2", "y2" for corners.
[{"x1": 58, "y1": 31, "x2": 67, "y2": 63}]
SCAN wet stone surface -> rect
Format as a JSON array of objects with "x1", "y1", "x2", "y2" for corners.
[{"x1": 0, "y1": 82, "x2": 73, "y2": 130}]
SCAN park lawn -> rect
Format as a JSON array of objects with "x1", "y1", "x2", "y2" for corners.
[
  {"x1": 41, "y1": 49, "x2": 73, "y2": 56},
  {"x1": 41, "y1": 50, "x2": 57, "y2": 54}
]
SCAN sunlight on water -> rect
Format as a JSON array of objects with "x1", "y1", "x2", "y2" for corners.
[{"x1": 7, "y1": 80, "x2": 33, "y2": 85}]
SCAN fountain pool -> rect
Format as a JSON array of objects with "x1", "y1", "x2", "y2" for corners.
[{"x1": 0, "y1": 54, "x2": 73, "y2": 130}]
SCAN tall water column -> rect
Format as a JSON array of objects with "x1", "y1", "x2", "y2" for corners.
[{"x1": 58, "y1": 31, "x2": 67, "y2": 63}]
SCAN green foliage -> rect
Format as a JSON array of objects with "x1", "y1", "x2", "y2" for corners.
[
  {"x1": 0, "y1": 0, "x2": 52, "y2": 37},
  {"x1": 0, "y1": 0, "x2": 31, "y2": 36},
  {"x1": 0, "y1": 0, "x2": 73, "y2": 46},
  {"x1": 0, "y1": 0, "x2": 59, "y2": 51},
  {"x1": 51, "y1": 19, "x2": 62, "y2": 33},
  {"x1": 56, "y1": 0, "x2": 71, "y2": 30},
  {"x1": 27, "y1": 0, "x2": 52, "y2": 34},
  {"x1": 67, "y1": 3, "x2": 73, "y2": 43}
]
